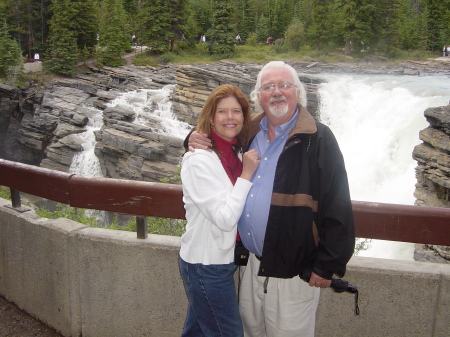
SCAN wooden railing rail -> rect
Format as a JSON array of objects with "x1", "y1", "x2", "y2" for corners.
[{"x1": 1, "y1": 158, "x2": 449, "y2": 245}]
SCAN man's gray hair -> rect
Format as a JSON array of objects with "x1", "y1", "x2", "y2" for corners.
[{"x1": 250, "y1": 61, "x2": 307, "y2": 114}]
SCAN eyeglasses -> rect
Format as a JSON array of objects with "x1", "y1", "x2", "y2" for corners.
[{"x1": 260, "y1": 81, "x2": 295, "y2": 92}]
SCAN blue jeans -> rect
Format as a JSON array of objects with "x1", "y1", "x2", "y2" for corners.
[{"x1": 179, "y1": 258, "x2": 243, "y2": 337}]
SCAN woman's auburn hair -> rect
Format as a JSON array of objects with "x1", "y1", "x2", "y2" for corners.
[{"x1": 196, "y1": 84, "x2": 251, "y2": 152}]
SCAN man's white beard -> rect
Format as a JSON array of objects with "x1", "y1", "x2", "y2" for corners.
[{"x1": 269, "y1": 104, "x2": 288, "y2": 117}]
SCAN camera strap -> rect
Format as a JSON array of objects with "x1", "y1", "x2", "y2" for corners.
[{"x1": 330, "y1": 278, "x2": 360, "y2": 315}]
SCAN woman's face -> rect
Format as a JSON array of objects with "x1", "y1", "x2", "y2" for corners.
[{"x1": 211, "y1": 96, "x2": 244, "y2": 142}]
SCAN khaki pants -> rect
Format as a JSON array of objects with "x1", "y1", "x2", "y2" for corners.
[{"x1": 239, "y1": 254, "x2": 320, "y2": 337}]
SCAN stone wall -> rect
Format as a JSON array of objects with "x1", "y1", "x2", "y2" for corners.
[{"x1": 2, "y1": 198, "x2": 450, "y2": 337}]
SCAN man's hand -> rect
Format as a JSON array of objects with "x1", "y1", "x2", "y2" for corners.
[
  {"x1": 309, "y1": 272, "x2": 332, "y2": 288},
  {"x1": 188, "y1": 131, "x2": 212, "y2": 152}
]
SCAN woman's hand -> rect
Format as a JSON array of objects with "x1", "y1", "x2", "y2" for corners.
[{"x1": 240, "y1": 149, "x2": 261, "y2": 181}]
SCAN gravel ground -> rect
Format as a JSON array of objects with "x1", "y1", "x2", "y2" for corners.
[{"x1": 0, "y1": 296, "x2": 62, "y2": 337}]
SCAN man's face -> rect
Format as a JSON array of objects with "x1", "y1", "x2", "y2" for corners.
[{"x1": 258, "y1": 67, "x2": 300, "y2": 126}]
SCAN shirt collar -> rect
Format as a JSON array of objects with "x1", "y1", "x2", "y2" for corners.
[{"x1": 259, "y1": 108, "x2": 299, "y2": 138}]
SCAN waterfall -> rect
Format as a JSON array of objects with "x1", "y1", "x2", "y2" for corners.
[
  {"x1": 106, "y1": 84, "x2": 191, "y2": 139},
  {"x1": 314, "y1": 73, "x2": 450, "y2": 260},
  {"x1": 68, "y1": 85, "x2": 191, "y2": 226},
  {"x1": 69, "y1": 106, "x2": 104, "y2": 177}
]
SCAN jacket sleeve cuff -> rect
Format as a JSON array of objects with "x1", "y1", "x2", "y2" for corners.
[{"x1": 312, "y1": 266, "x2": 333, "y2": 280}]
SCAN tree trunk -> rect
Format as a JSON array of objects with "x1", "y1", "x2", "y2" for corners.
[{"x1": 345, "y1": 39, "x2": 351, "y2": 56}]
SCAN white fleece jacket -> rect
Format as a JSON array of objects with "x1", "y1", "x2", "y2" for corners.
[{"x1": 180, "y1": 149, "x2": 252, "y2": 265}]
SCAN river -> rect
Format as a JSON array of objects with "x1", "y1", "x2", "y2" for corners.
[
  {"x1": 70, "y1": 72, "x2": 450, "y2": 259},
  {"x1": 314, "y1": 73, "x2": 450, "y2": 260}
]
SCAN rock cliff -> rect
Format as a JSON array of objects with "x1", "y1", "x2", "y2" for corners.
[
  {"x1": 0, "y1": 59, "x2": 448, "y2": 190},
  {"x1": 0, "y1": 61, "x2": 325, "y2": 183},
  {"x1": 1, "y1": 59, "x2": 449, "y2": 261},
  {"x1": 413, "y1": 104, "x2": 450, "y2": 263}
]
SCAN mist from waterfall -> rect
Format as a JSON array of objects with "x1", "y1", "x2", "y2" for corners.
[{"x1": 314, "y1": 73, "x2": 450, "y2": 260}]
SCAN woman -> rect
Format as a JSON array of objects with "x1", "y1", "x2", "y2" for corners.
[{"x1": 179, "y1": 85, "x2": 260, "y2": 337}]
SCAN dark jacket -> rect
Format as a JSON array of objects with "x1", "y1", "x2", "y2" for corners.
[{"x1": 249, "y1": 106, "x2": 355, "y2": 280}]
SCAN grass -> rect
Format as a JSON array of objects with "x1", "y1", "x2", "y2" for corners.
[
  {"x1": 132, "y1": 43, "x2": 443, "y2": 67},
  {"x1": 34, "y1": 202, "x2": 186, "y2": 237},
  {"x1": 0, "y1": 186, "x2": 11, "y2": 200}
]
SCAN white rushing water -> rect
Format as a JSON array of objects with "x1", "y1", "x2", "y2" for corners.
[
  {"x1": 69, "y1": 85, "x2": 191, "y2": 225},
  {"x1": 68, "y1": 75, "x2": 449, "y2": 247},
  {"x1": 107, "y1": 85, "x2": 191, "y2": 139},
  {"x1": 69, "y1": 106, "x2": 104, "y2": 177},
  {"x1": 314, "y1": 73, "x2": 450, "y2": 260}
]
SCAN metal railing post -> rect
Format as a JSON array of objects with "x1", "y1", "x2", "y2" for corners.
[
  {"x1": 5, "y1": 188, "x2": 31, "y2": 213},
  {"x1": 136, "y1": 216, "x2": 148, "y2": 239}
]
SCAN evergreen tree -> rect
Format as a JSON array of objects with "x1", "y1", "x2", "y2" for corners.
[
  {"x1": 400, "y1": 0, "x2": 428, "y2": 50},
  {"x1": 209, "y1": 0, "x2": 235, "y2": 56},
  {"x1": 307, "y1": 0, "x2": 333, "y2": 50},
  {"x1": 425, "y1": 0, "x2": 449, "y2": 51},
  {"x1": 271, "y1": 0, "x2": 290, "y2": 39},
  {"x1": 167, "y1": 0, "x2": 189, "y2": 52},
  {"x1": 138, "y1": 0, "x2": 171, "y2": 54},
  {"x1": 236, "y1": 0, "x2": 256, "y2": 41},
  {"x1": 374, "y1": 0, "x2": 404, "y2": 56},
  {"x1": 46, "y1": 0, "x2": 78, "y2": 76},
  {"x1": 72, "y1": 0, "x2": 98, "y2": 52},
  {"x1": 98, "y1": 0, "x2": 130, "y2": 66},
  {"x1": 255, "y1": 15, "x2": 270, "y2": 42},
  {"x1": 0, "y1": 18, "x2": 23, "y2": 83},
  {"x1": 333, "y1": 0, "x2": 376, "y2": 55},
  {"x1": 187, "y1": 0, "x2": 212, "y2": 41}
]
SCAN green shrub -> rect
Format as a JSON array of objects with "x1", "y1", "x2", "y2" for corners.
[
  {"x1": 245, "y1": 33, "x2": 258, "y2": 47},
  {"x1": 36, "y1": 203, "x2": 97, "y2": 225},
  {"x1": 284, "y1": 18, "x2": 306, "y2": 52},
  {"x1": 159, "y1": 52, "x2": 175, "y2": 64},
  {"x1": 0, "y1": 186, "x2": 11, "y2": 200},
  {"x1": 107, "y1": 216, "x2": 186, "y2": 237},
  {"x1": 133, "y1": 52, "x2": 159, "y2": 67}
]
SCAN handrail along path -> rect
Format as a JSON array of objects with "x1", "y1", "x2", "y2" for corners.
[{"x1": 1, "y1": 158, "x2": 449, "y2": 245}]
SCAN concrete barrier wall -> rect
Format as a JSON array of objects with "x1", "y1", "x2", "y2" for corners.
[{"x1": 1, "y1": 198, "x2": 449, "y2": 337}]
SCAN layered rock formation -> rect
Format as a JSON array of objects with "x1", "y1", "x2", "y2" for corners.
[
  {"x1": 1, "y1": 59, "x2": 448, "y2": 188},
  {"x1": 413, "y1": 104, "x2": 450, "y2": 263},
  {"x1": 1, "y1": 59, "x2": 449, "y2": 261},
  {"x1": 0, "y1": 61, "x2": 325, "y2": 183}
]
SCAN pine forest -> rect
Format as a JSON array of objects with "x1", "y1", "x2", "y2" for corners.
[{"x1": 0, "y1": 0, "x2": 449, "y2": 78}]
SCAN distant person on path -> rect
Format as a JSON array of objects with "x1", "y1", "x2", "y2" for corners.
[
  {"x1": 132, "y1": 34, "x2": 137, "y2": 46},
  {"x1": 200, "y1": 34, "x2": 206, "y2": 43},
  {"x1": 266, "y1": 36, "x2": 273, "y2": 45},
  {"x1": 443, "y1": 45, "x2": 447, "y2": 57},
  {"x1": 34, "y1": 52, "x2": 40, "y2": 63},
  {"x1": 187, "y1": 61, "x2": 355, "y2": 336},
  {"x1": 179, "y1": 84, "x2": 260, "y2": 337},
  {"x1": 236, "y1": 34, "x2": 242, "y2": 45}
]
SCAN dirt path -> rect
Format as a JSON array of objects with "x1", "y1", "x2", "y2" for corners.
[
  {"x1": 124, "y1": 45, "x2": 148, "y2": 65},
  {"x1": 0, "y1": 296, "x2": 63, "y2": 337}
]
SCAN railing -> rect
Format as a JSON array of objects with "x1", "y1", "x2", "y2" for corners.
[{"x1": 1, "y1": 158, "x2": 449, "y2": 246}]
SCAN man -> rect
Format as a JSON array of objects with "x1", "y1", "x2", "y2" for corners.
[{"x1": 187, "y1": 61, "x2": 355, "y2": 336}]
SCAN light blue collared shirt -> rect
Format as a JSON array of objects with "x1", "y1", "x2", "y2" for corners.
[{"x1": 238, "y1": 109, "x2": 299, "y2": 256}]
